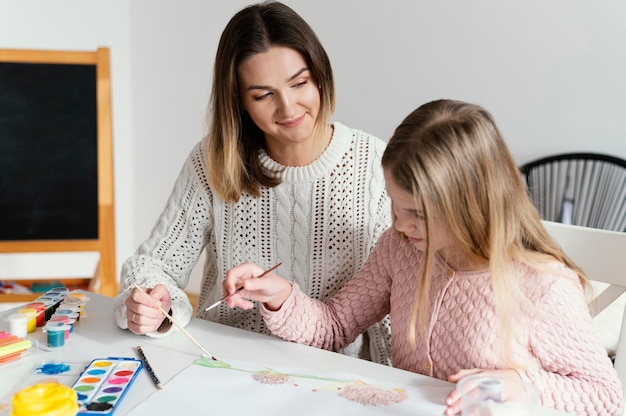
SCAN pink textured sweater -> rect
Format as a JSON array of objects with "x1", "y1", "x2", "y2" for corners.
[{"x1": 262, "y1": 228, "x2": 623, "y2": 415}]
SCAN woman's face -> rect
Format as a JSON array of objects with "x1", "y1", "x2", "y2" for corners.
[
  {"x1": 384, "y1": 169, "x2": 458, "y2": 255},
  {"x1": 238, "y1": 46, "x2": 321, "y2": 149}
]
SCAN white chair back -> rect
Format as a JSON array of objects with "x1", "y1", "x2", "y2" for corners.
[{"x1": 542, "y1": 220, "x2": 626, "y2": 407}]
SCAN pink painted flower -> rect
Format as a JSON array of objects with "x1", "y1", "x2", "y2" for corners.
[
  {"x1": 316, "y1": 381, "x2": 408, "y2": 406},
  {"x1": 251, "y1": 371, "x2": 293, "y2": 385}
]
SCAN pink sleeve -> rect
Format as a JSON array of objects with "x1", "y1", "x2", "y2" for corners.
[
  {"x1": 261, "y1": 231, "x2": 394, "y2": 352},
  {"x1": 521, "y1": 272, "x2": 624, "y2": 415}
]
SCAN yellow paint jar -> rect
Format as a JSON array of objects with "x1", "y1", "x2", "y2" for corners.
[
  {"x1": 67, "y1": 292, "x2": 88, "y2": 301},
  {"x1": 25, "y1": 302, "x2": 46, "y2": 327},
  {"x1": 17, "y1": 308, "x2": 37, "y2": 333},
  {"x1": 11, "y1": 382, "x2": 78, "y2": 416}
]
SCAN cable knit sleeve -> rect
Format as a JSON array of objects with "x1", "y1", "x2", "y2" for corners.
[
  {"x1": 113, "y1": 143, "x2": 213, "y2": 337},
  {"x1": 261, "y1": 241, "x2": 393, "y2": 352},
  {"x1": 520, "y1": 269, "x2": 624, "y2": 415}
]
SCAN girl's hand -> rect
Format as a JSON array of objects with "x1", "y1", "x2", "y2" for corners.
[
  {"x1": 223, "y1": 262, "x2": 292, "y2": 311},
  {"x1": 444, "y1": 368, "x2": 521, "y2": 415}
]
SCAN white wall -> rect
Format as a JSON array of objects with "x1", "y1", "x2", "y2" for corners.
[
  {"x1": 129, "y1": 0, "x2": 626, "y2": 293},
  {"x1": 2, "y1": 1, "x2": 626, "y2": 293}
]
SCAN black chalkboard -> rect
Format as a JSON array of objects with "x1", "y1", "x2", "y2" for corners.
[
  {"x1": 0, "y1": 47, "x2": 118, "y2": 297},
  {"x1": 0, "y1": 62, "x2": 98, "y2": 240}
]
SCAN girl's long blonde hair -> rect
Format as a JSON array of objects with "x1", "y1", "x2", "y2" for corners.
[{"x1": 381, "y1": 99, "x2": 586, "y2": 363}]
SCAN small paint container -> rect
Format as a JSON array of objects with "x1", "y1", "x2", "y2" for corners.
[
  {"x1": 67, "y1": 292, "x2": 89, "y2": 308},
  {"x1": 12, "y1": 382, "x2": 78, "y2": 416},
  {"x1": 17, "y1": 308, "x2": 37, "y2": 333},
  {"x1": 56, "y1": 304, "x2": 82, "y2": 322},
  {"x1": 5, "y1": 313, "x2": 28, "y2": 338},
  {"x1": 42, "y1": 292, "x2": 64, "y2": 313},
  {"x1": 45, "y1": 322, "x2": 70, "y2": 347},
  {"x1": 54, "y1": 309, "x2": 79, "y2": 326},
  {"x1": 25, "y1": 302, "x2": 47, "y2": 327},
  {"x1": 59, "y1": 297, "x2": 86, "y2": 317},
  {"x1": 47, "y1": 286, "x2": 69, "y2": 297},
  {"x1": 49, "y1": 316, "x2": 73, "y2": 338},
  {"x1": 67, "y1": 291, "x2": 88, "y2": 300},
  {"x1": 35, "y1": 296, "x2": 56, "y2": 321}
]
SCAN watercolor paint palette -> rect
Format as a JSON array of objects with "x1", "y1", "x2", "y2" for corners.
[{"x1": 71, "y1": 357, "x2": 143, "y2": 415}]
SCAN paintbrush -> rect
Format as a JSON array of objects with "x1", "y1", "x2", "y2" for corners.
[
  {"x1": 131, "y1": 283, "x2": 218, "y2": 361},
  {"x1": 204, "y1": 262, "x2": 282, "y2": 312}
]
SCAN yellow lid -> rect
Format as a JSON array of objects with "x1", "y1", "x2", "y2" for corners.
[
  {"x1": 17, "y1": 308, "x2": 36, "y2": 318},
  {"x1": 11, "y1": 382, "x2": 78, "y2": 416}
]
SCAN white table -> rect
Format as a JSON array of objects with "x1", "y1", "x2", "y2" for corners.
[{"x1": 0, "y1": 291, "x2": 571, "y2": 415}]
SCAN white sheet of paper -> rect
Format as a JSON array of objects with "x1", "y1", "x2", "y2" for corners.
[{"x1": 129, "y1": 357, "x2": 449, "y2": 415}]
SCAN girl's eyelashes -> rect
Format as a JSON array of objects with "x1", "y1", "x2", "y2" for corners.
[{"x1": 412, "y1": 211, "x2": 425, "y2": 220}]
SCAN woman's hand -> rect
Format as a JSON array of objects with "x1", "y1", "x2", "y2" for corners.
[
  {"x1": 444, "y1": 368, "x2": 521, "y2": 415},
  {"x1": 125, "y1": 284, "x2": 172, "y2": 334},
  {"x1": 223, "y1": 262, "x2": 292, "y2": 311}
]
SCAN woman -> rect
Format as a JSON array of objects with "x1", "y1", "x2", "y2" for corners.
[
  {"x1": 223, "y1": 99, "x2": 623, "y2": 415},
  {"x1": 113, "y1": 1, "x2": 392, "y2": 365}
]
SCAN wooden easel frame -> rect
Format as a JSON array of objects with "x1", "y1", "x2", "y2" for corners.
[{"x1": 0, "y1": 47, "x2": 117, "y2": 297}]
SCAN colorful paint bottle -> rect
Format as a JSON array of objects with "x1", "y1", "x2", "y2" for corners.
[
  {"x1": 54, "y1": 309, "x2": 79, "y2": 325},
  {"x1": 12, "y1": 382, "x2": 78, "y2": 416},
  {"x1": 25, "y1": 302, "x2": 47, "y2": 327},
  {"x1": 59, "y1": 297, "x2": 86, "y2": 317},
  {"x1": 47, "y1": 286, "x2": 69, "y2": 297},
  {"x1": 68, "y1": 292, "x2": 89, "y2": 311},
  {"x1": 5, "y1": 313, "x2": 28, "y2": 338},
  {"x1": 42, "y1": 292, "x2": 64, "y2": 313},
  {"x1": 67, "y1": 291, "x2": 88, "y2": 301},
  {"x1": 49, "y1": 315, "x2": 72, "y2": 338},
  {"x1": 17, "y1": 307, "x2": 37, "y2": 333},
  {"x1": 45, "y1": 322, "x2": 70, "y2": 348},
  {"x1": 36, "y1": 297, "x2": 57, "y2": 321}
]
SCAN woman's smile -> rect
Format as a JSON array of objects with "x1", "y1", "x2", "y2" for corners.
[{"x1": 278, "y1": 114, "x2": 305, "y2": 128}]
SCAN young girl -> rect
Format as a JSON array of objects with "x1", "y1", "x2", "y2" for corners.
[{"x1": 223, "y1": 99, "x2": 623, "y2": 415}]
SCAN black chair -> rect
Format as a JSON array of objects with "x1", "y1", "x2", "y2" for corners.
[{"x1": 520, "y1": 153, "x2": 626, "y2": 232}]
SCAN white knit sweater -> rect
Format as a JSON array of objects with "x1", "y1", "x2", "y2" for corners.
[{"x1": 114, "y1": 122, "x2": 393, "y2": 365}]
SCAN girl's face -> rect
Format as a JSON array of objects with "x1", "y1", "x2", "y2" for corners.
[
  {"x1": 238, "y1": 46, "x2": 321, "y2": 151},
  {"x1": 384, "y1": 170, "x2": 459, "y2": 256}
]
